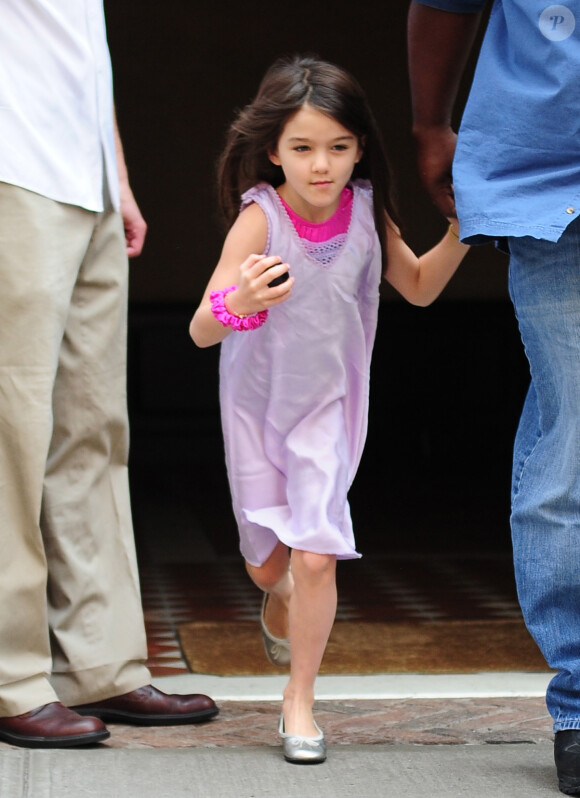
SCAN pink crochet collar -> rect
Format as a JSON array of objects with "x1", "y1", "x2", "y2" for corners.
[{"x1": 278, "y1": 186, "x2": 353, "y2": 243}]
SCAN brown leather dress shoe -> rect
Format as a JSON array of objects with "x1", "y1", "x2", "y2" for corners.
[
  {"x1": 0, "y1": 702, "x2": 109, "y2": 748},
  {"x1": 71, "y1": 684, "x2": 219, "y2": 726}
]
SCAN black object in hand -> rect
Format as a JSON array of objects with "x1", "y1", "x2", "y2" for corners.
[{"x1": 265, "y1": 262, "x2": 289, "y2": 287}]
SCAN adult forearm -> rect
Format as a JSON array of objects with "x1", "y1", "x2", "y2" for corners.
[
  {"x1": 113, "y1": 110, "x2": 131, "y2": 190},
  {"x1": 407, "y1": 3, "x2": 482, "y2": 135},
  {"x1": 113, "y1": 108, "x2": 147, "y2": 257},
  {"x1": 407, "y1": 2, "x2": 483, "y2": 215}
]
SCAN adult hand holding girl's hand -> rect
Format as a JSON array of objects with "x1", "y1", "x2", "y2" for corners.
[
  {"x1": 413, "y1": 125, "x2": 457, "y2": 219},
  {"x1": 226, "y1": 254, "x2": 293, "y2": 318}
]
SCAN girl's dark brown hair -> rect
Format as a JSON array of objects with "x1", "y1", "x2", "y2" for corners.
[{"x1": 217, "y1": 54, "x2": 400, "y2": 269}]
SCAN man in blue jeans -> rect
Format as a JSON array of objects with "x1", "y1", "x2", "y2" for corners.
[{"x1": 407, "y1": 1, "x2": 580, "y2": 794}]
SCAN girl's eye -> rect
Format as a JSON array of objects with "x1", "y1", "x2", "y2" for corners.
[
  {"x1": 333, "y1": 145, "x2": 348, "y2": 151},
  {"x1": 293, "y1": 145, "x2": 310, "y2": 152}
]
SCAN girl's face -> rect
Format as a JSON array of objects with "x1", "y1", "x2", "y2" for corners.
[{"x1": 269, "y1": 103, "x2": 363, "y2": 223}]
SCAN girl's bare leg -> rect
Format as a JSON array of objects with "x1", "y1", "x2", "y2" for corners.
[
  {"x1": 282, "y1": 549, "x2": 337, "y2": 737},
  {"x1": 245, "y1": 541, "x2": 293, "y2": 638}
]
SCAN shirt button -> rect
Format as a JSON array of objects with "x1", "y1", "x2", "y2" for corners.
[{"x1": 566, "y1": 207, "x2": 576, "y2": 214}]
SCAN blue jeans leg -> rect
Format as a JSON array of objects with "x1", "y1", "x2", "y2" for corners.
[{"x1": 509, "y1": 217, "x2": 580, "y2": 731}]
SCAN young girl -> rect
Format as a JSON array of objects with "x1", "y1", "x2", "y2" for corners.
[{"x1": 190, "y1": 55, "x2": 469, "y2": 764}]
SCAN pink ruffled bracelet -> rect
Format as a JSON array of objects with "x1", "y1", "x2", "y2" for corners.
[{"x1": 209, "y1": 286, "x2": 268, "y2": 331}]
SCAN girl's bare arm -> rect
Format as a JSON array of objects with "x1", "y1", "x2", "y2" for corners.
[
  {"x1": 383, "y1": 216, "x2": 469, "y2": 306},
  {"x1": 189, "y1": 203, "x2": 293, "y2": 348}
]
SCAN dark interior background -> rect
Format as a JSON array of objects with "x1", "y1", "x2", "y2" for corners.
[{"x1": 104, "y1": 2, "x2": 529, "y2": 558}]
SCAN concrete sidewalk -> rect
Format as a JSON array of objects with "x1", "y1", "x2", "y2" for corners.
[
  {"x1": 0, "y1": 672, "x2": 562, "y2": 797},
  {"x1": 0, "y1": 743, "x2": 558, "y2": 798}
]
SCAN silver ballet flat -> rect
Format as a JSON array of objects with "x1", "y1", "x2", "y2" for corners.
[
  {"x1": 261, "y1": 593, "x2": 290, "y2": 667},
  {"x1": 278, "y1": 715, "x2": 327, "y2": 764}
]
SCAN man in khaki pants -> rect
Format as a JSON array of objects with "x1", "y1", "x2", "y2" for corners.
[{"x1": 0, "y1": 0, "x2": 217, "y2": 748}]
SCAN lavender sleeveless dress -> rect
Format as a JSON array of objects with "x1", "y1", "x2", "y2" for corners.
[{"x1": 219, "y1": 180, "x2": 382, "y2": 565}]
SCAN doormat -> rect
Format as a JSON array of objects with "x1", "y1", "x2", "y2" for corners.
[{"x1": 178, "y1": 619, "x2": 549, "y2": 676}]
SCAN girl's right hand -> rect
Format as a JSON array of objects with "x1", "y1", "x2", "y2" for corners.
[{"x1": 226, "y1": 254, "x2": 293, "y2": 318}]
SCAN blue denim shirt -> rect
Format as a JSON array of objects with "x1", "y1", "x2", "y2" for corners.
[{"x1": 414, "y1": 0, "x2": 580, "y2": 243}]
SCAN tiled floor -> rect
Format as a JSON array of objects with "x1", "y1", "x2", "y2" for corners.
[
  {"x1": 130, "y1": 458, "x2": 523, "y2": 678},
  {"x1": 141, "y1": 553, "x2": 523, "y2": 678}
]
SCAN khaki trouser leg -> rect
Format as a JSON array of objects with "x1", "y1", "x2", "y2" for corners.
[
  {"x1": 45, "y1": 201, "x2": 150, "y2": 705},
  {"x1": 0, "y1": 185, "x2": 149, "y2": 715}
]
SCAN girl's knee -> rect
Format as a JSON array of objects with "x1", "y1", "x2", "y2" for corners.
[
  {"x1": 292, "y1": 550, "x2": 336, "y2": 580},
  {"x1": 246, "y1": 561, "x2": 275, "y2": 592},
  {"x1": 246, "y1": 546, "x2": 290, "y2": 592}
]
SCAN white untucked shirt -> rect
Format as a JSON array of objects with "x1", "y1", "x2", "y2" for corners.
[{"x1": 0, "y1": 0, "x2": 119, "y2": 212}]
